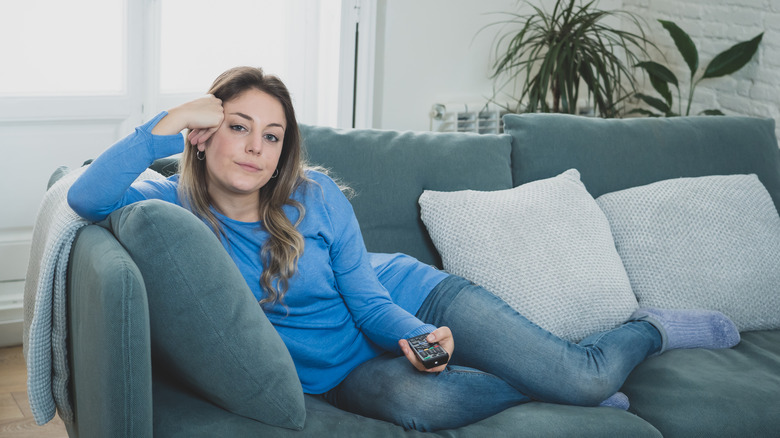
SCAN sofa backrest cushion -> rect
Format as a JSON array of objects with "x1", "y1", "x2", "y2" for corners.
[
  {"x1": 503, "y1": 113, "x2": 780, "y2": 213},
  {"x1": 301, "y1": 125, "x2": 514, "y2": 267}
]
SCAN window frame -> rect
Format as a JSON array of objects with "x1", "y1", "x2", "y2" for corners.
[{"x1": 0, "y1": 0, "x2": 375, "y2": 130}]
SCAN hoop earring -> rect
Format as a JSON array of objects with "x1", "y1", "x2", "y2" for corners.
[
  {"x1": 196, "y1": 150, "x2": 205, "y2": 161},
  {"x1": 271, "y1": 169, "x2": 279, "y2": 178}
]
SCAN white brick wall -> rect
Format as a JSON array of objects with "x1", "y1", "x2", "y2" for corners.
[{"x1": 622, "y1": 0, "x2": 780, "y2": 141}]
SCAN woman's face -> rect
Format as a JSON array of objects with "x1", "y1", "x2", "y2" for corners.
[{"x1": 199, "y1": 88, "x2": 286, "y2": 209}]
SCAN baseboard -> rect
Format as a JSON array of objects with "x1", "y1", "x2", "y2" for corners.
[
  {"x1": 0, "y1": 280, "x2": 24, "y2": 348},
  {"x1": 0, "y1": 319, "x2": 23, "y2": 348}
]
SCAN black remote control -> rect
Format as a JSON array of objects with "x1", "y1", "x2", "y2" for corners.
[{"x1": 406, "y1": 333, "x2": 449, "y2": 369}]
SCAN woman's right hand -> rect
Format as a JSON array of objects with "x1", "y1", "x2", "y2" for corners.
[
  {"x1": 399, "y1": 326, "x2": 454, "y2": 373},
  {"x1": 151, "y1": 94, "x2": 224, "y2": 146}
]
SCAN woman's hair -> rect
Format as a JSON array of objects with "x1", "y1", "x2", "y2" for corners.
[{"x1": 178, "y1": 66, "x2": 306, "y2": 307}]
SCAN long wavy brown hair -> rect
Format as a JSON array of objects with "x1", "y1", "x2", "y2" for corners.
[{"x1": 178, "y1": 66, "x2": 306, "y2": 307}]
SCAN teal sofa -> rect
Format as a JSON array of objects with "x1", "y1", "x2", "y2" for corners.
[{"x1": 60, "y1": 113, "x2": 780, "y2": 437}]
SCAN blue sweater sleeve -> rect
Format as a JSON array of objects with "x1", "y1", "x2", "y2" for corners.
[
  {"x1": 312, "y1": 172, "x2": 436, "y2": 352},
  {"x1": 67, "y1": 111, "x2": 184, "y2": 221}
]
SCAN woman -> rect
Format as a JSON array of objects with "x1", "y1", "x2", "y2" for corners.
[{"x1": 68, "y1": 66, "x2": 740, "y2": 432}]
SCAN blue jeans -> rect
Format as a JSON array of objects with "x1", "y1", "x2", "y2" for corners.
[{"x1": 324, "y1": 275, "x2": 662, "y2": 431}]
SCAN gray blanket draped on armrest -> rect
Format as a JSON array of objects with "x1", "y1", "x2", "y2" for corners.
[{"x1": 22, "y1": 166, "x2": 164, "y2": 426}]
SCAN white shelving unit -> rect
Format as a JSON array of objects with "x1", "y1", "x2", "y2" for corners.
[{"x1": 429, "y1": 103, "x2": 508, "y2": 134}]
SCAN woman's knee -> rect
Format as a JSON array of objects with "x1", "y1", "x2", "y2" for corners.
[
  {"x1": 334, "y1": 362, "x2": 529, "y2": 431},
  {"x1": 388, "y1": 367, "x2": 529, "y2": 431},
  {"x1": 339, "y1": 367, "x2": 450, "y2": 431}
]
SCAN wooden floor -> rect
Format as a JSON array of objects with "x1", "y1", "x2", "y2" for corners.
[{"x1": 0, "y1": 345, "x2": 68, "y2": 437}]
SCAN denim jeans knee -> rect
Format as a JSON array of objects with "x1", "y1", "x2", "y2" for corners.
[{"x1": 324, "y1": 354, "x2": 530, "y2": 431}]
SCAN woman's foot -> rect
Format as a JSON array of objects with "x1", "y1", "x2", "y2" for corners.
[
  {"x1": 631, "y1": 308, "x2": 740, "y2": 354},
  {"x1": 599, "y1": 392, "x2": 629, "y2": 410}
]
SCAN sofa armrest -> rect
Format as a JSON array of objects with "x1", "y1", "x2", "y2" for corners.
[{"x1": 67, "y1": 225, "x2": 153, "y2": 438}]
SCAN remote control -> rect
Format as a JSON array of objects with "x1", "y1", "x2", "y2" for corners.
[{"x1": 406, "y1": 333, "x2": 449, "y2": 369}]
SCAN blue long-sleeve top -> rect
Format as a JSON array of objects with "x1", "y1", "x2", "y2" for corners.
[{"x1": 68, "y1": 112, "x2": 448, "y2": 394}]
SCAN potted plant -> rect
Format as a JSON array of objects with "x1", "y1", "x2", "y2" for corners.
[
  {"x1": 484, "y1": 0, "x2": 655, "y2": 118},
  {"x1": 632, "y1": 20, "x2": 763, "y2": 117}
]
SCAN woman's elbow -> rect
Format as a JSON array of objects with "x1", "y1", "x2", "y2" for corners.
[{"x1": 67, "y1": 186, "x2": 107, "y2": 222}]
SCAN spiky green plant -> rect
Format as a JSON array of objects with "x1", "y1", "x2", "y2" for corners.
[
  {"x1": 633, "y1": 20, "x2": 763, "y2": 117},
  {"x1": 485, "y1": 0, "x2": 654, "y2": 118}
]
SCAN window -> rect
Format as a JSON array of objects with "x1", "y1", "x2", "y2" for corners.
[
  {"x1": 0, "y1": 0, "x2": 125, "y2": 96},
  {"x1": 0, "y1": 0, "x2": 353, "y2": 127},
  {"x1": 157, "y1": 0, "x2": 345, "y2": 126},
  {"x1": 159, "y1": 0, "x2": 293, "y2": 94}
]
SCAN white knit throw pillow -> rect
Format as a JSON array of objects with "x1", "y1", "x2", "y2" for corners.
[
  {"x1": 596, "y1": 174, "x2": 780, "y2": 331},
  {"x1": 419, "y1": 169, "x2": 638, "y2": 342}
]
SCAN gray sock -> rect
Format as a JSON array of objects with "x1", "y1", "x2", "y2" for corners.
[
  {"x1": 599, "y1": 392, "x2": 629, "y2": 410},
  {"x1": 631, "y1": 307, "x2": 740, "y2": 354}
]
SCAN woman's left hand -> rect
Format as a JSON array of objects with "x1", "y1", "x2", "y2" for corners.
[{"x1": 399, "y1": 326, "x2": 454, "y2": 373}]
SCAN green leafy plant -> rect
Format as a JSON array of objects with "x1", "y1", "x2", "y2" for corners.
[
  {"x1": 485, "y1": 0, "x2": 655, "y2": 118},
  {"x1": 633, "y1": 20, "x2": 763, "y2": 116}
]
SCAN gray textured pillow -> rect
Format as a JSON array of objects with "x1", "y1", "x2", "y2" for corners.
[
  {"x1": 419, "y1": 169, "x2": 638, "y2": 342},
  {"x1": 596, "y1": 174, "x2": 780, "y2": 332}
]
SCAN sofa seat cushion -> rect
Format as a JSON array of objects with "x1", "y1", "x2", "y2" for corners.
[
  {"x1": 152, "y1": 374, "x2": 662, "y2": 438},
  {"x1": 301, "y1": 125, "x2": 513, "y2": 267},
  {"x1": 622, "y1": 330, "x2": 780, "y2": 438},
  {"x1": 503, "y1": 113, "x2": 780, "y2": 213}
]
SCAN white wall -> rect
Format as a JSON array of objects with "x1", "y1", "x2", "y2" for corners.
[
  {"x1": 0, "y1": 111, "x2": 133, "y2": 347},
  {"x1": 373, "y1": 0, "x2": 517, "y2": 131}
]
